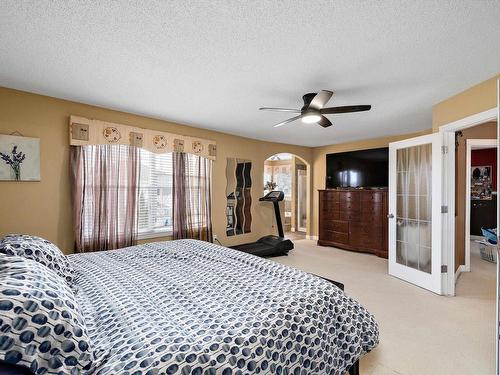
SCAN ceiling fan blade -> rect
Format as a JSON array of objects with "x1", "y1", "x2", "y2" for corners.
[
  {"x1": 320, "y1": 105, "x2": 371, "y2": 114},
  {"x1": 273, "y1": 115, "x2": 303, "y2": 128},
  {"x1": 308, "y1": 90, "x2": 333, "y2": 110},
  {"x1": 317, "y1": 116, "x2": 332, "y2": 128},
  {"x1": 259, "y1": 107, "x2": 301, "y2": 113}
]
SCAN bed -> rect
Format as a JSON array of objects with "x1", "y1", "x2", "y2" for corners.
[{"x1": 0, "y1": 238, "x2": 379, "y2": 374}]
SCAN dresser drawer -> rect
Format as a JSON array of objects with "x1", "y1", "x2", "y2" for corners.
[
  {"x1": 340, "y1": 191, "x2": 359, "y2": 202},
  {"x1": 333, "y1": 232, "x2": 349, "y2": 244},
  {"x1": 340, "y1": 210, "x2": 360, "y2": 221},
  {"x1": 321, "y1": 220, "x2": 348, "y2": 232},
  {"x1": 320, "y1": 190, "x2": 339, "y2": 202},
  {"x1": 320, "y1": 229, "x2": 349, "y2": 244},
  {"x1": 331, "y1": 210, "x2": 341, "y2": 220},
  {"x1": 360, "y1": 233, "x2": 383, "y2": 249},
  {"x1": 334, "y1": 220, "x2": 348, "y2": 233},
  {"x1": 327, "y1": 191, "x2": 340, "y2": 202},
  {"x1": 361, "y1": 203, "x2": 385, "y2": 218},
  {"x1": 321, "y1": 200, "x2": 340, "y2": 211},
  {"x1": 340, "y1": 200, "x2": 360, "y2": 211},
  {"x1": 361, "y1": 191, "x2": 385, "y2": 203},
  {"x1": 319, "y1": 210, "x2": 340, "y2": 222},
  {"x1": 357, "y1": 222, "x2": 383, "y2": 235}
]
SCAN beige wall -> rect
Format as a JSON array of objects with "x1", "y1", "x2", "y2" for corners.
[
  {"x1": 2, "y1": 73, "x2": 497, "y2": 253},
  {"x1": 311, "y1": 129, "x2": 432, "y2": 237},
  {"x1": 0, "y1": 87, "x2": 313, "y2": 254},
  {"x1": 454, "y1": 122, "x2": 497, "y2": 271},
  {"x1": 432, "y1": 74, "x2": 499, "y2": 131}
]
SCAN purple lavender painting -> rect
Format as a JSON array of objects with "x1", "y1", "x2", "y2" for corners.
[{"x1": 0, "y1": 135, "x2": 40, "y2": 181}]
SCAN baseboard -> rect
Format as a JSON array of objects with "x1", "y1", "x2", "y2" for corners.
[
  {"x1": 455, "y1": 265, "x2": 467, "y2": 282},
  {"x1": 306, "y1": 235, "x2": 318, "y2": 240},
  {"x1": 470, "y1": 235, "x2": 483, "y2": 241}
]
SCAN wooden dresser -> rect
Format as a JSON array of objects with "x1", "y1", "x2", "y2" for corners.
[{"x1": 318, "y1": 189, "x2": 388, "y2": 258}]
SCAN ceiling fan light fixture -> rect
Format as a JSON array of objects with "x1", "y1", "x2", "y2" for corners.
[
  {"x1": 263, "y1": 90, "x2": 371, "y2": 128},
  {"x1": 301, "y1": 113, "x2": 321, "y2": 124}
]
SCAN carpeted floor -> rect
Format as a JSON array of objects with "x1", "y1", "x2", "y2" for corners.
[
  {"x1": 273, "y1": 239, "x2": 496, "y2": 375},
  {"x1": 285, "y1": 231, "x2": 307, "y2": 241}
]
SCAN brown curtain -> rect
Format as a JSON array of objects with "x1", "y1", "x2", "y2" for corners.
[
  {"x1": 172, "y1": 152, "x2": 213, "y2": 241},
  {"x1": 70, "y1": 145, "x2": 140, "y2": 252}
]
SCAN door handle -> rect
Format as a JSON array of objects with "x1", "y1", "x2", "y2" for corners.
[{"x1": 387, "y1": 213, "x2": 394, "y2": 219}]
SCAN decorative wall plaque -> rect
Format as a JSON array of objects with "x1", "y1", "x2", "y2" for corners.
[
  {"x1": 129, "y1": 132, "x2": 144, "y2": 147},
  {"x1": 70, "y1": 123, "x2": 89, "y2": 141},
  {"x1": 69, "y1": 116, "x2": 216, "y2": 160}
]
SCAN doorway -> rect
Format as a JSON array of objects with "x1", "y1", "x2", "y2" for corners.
[
  {"x1": 464, "y1": 138, "x2": 497, "y2": 274},
  {"x1": 439, "y1": 108, "x2": 498, "y2": 296},
  {"x1": 264, "y1": 153, "x2": 309, "y2": 240},
  {"x1": 452, "y1": 122, "x2": 498, "y2": 284}
]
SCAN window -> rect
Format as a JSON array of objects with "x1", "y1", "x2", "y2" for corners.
[
  {"x1": 78, "y1": 146, "x2": 208, "y2": 241},
  {"x1": 137, "y1": 150, "x2": 173, "y2": 238},
  {"x1": 273, "y1": 165, "x2": 292, "y2": 199},
  {"x1": 136, "y1": 150, "x2": 207, "y2": 238}
]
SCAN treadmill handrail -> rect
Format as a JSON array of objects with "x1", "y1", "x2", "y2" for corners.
[
  {"x1": 273, "y1": 200, "x2": 284, "y2": 238},
  {"x1": 260, "y1": 191, "x2": 285, "y2": 238}
]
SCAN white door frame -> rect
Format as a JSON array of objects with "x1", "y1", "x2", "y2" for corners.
[
  {"x1": 496, "y1": 80, "x2": 500, "y2": 375},
  {"x1": 438, "y1": 107, "x2": 498, "y2": 296},
  {"x1": 465, "y1": 139, "x2": 497, "y2": 273}
]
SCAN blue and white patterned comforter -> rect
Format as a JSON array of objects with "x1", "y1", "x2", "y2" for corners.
[{"x1": 68, "y1": 240, "x2": 379, "y2": 375}]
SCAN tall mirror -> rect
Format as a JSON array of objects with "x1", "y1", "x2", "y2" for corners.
[{"x1": 226, "y1": 158, "x2": 252, "y2": 236}]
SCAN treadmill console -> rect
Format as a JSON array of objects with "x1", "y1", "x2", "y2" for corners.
[{"x1": 259, "y1": 190, "x2": 284, "y2": 201}]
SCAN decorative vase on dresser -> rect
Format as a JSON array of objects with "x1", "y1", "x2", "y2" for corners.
[{"x1": 318, "y1": 189, "x2": 388, "y2": 258}]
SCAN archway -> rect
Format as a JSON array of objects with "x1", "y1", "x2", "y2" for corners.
[{"x1": 263, "y1": 153, "x2": 310, "y2": 240}]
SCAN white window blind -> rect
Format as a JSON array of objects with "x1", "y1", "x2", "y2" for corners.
[{"x1": 137, "y1": 150, "x2": 173, "y2": 237}]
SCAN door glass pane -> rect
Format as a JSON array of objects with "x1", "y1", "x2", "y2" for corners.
[
  {"x1": 407, "y1": 195, "x2": 418, "y2": 220},
  {"x1": 419, "y1": 246, "x2": 432, "y2": 273},
  {"x1": 397, "y1": 172, "x2": 407, "y2": 194},
  {"x1": 396, "y1": 144, "x2": 432, "y2": 273},
  {"x1": 396, "y1": 219, "x2": 408, "y2": 242},
  {"x1": 407, "y1": 243, "x2": 418, "y2": 269},
  {"x1": 396, "y1": 240, "x2": 406, "y2": 264}
]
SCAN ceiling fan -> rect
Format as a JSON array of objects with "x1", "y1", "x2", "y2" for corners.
[{"x1": 260, "y1": 90, "x2": 371, "y2": 128}]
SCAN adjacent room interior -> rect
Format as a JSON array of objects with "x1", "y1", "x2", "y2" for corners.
[
  {"x1": 264, "y1": 153, "x2": 308, "y2": 240},
  {"x1": 454, "y1": 121, "x2": 498, "y2": 296}
]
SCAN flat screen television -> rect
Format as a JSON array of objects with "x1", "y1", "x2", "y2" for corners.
[{"x1": 326, "y1": 147, "x2": 389, "y2": 188}]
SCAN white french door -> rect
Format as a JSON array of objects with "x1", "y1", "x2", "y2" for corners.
[{"x1": 388, "y1": 133, "x2": 443, "y2": 294}]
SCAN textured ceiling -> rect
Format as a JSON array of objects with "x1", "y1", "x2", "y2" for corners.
[{"x1": 1, "y1": 1, "x2": 499, "y2": 147}]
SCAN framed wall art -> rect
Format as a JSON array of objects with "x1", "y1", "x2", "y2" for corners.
[{"x1": 0, "y1": 134, "x2": 40, "y2": 181}]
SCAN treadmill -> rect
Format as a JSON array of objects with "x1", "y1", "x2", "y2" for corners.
[{"x1": 231, "y1": 190, "x2": 294, "y2": 257}]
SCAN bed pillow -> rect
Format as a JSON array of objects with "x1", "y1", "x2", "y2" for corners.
[
  {"x1": 0, "y1": 234, "x2": 75, "y2": 285},
  {"x1": 0, "y1": 254, "x2": 103, "y2": 374}
]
